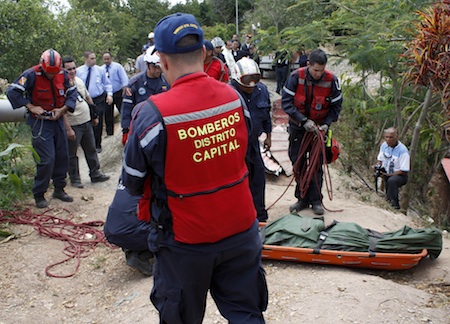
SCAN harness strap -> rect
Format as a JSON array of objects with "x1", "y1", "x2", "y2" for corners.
[{"x1": 313, "y1": 220, "x2": 337, "y2": 254}]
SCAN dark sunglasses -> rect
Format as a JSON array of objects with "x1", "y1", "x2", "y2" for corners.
[
  {"x1": 240, "y1": 74, "x2": 260, "y2": 87},
  {"x1": 66, "y1": 67, "x2": 76, "y2": 71}
]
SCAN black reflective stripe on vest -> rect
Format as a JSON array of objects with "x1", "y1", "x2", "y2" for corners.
[{"x1": 166, "y1": 172, "x2": 249, "y2": 199}]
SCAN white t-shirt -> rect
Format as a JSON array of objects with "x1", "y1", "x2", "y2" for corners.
[{"x1": 377, "y1": 141, "x2": 410, "y2": 174}]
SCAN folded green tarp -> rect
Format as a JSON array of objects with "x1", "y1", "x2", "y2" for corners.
[{"x1": 263, "y1": 214, "x2": 443, "y2": 259}]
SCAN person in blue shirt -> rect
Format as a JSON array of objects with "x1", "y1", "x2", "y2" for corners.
[
  {"x1": 120, "y1": 48, "x2": 169, "y2": 145},
  {"x1": 230, "y1": 57, "x2": 272, "y2": 222},
  {"x1": 375, "y1": 127, "x2": 410, "y2": 209},
  {"x1": 77, "y1": 51, "x2": 113, "y2": 153},
  {"x1": 135, "y1": 44, "x2": 148, "y2": 74},
  {"x1": 102, "y1": 52, "x2": 129, "y2": 123}
]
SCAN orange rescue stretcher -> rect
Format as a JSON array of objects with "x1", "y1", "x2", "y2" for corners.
[{"x1": 259, "y1": 223, "x2": 428, "y2": 270}]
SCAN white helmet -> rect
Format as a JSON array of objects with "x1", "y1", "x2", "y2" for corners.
[
  {"x1": 211, "y1": 36, "x2": 224, "y2": 48},
  {"x1": 148, "y1": 32, "x2": 154, "y2": 39},
  {"x1": 233, "y1": 57, "x2": 261, "y2": 87},
  {"x1": 144, "y1": 46, "x2": 160, "y2": 65}
]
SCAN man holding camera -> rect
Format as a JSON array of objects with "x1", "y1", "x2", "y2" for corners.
[{"x1": 375, "y1": 127, "x2": 410, "y2": 209}]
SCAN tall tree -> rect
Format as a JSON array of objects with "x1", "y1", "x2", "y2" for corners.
[
  {"x1": 402, "y1": 0, "x2": 450, "y2": 209},
  {"x1": 0, "y1": 0, "x2": 59, "y2": 81}
]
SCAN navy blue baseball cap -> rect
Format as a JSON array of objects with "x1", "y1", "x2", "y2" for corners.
[
  {"x1": 203, "y1": 40, "x2": 214, "y2": 51},
  {"x1": 153, "y1": 13, "x2": 204, "y2": 54}
]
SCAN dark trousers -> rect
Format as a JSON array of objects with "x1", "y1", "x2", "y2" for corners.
[
  {"x1": 150, "y1": 221, "x2": 267, "y2": 324},
  {"x1": 110, "y1": 89, "x2": 124, "y2": 114},
  {"x1": 288, "y1": 125, "x2": 323, "y2": 204},
  {"x1": 92, "y1": 93, "x2": 111, "y2": 148},
  {"x1": 68, "y1": 121, "x2": 101, "y2": 183},
  {"x1": 386, "y1": 174, "x2": 408, "y2": 207},
  {"x1": 275, "y1": 65, "x2": 289, "y2": 93},
  {"x1": 247, "y1": 139, "x2": 268, "y2": 222},
  {"x1": 28, "y1": 118, "x2": 68, "y2": 196},
  {"x1": 104, "y1": 188, "x2": 151, "y2": 251}
]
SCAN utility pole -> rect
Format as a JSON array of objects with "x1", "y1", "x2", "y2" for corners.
[{"x1": 235, "y1": 0, "x2": 239, "y2": 36}]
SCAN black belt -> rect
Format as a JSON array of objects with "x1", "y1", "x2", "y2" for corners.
[{"x1": 92, "y1": 92, "x2": 106, "y2": 103}]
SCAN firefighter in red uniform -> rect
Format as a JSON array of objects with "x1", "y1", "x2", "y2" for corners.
[
  {"x1": 282, "y1": 49, "x2": 343, "y2": 215},
  {"x1": 121, "y1": 13, "x2": 267, "y2": 323},
  {"x1": 203, "y1": 40, "x2": 229, "y2": 82},
  {"x1": 7, "y1": 49, "x2": 77, "y2": 208}
]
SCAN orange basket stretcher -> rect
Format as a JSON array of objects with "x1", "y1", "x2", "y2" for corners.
[{"x1": 259, "y1": 223, "x2": 429, "y2": 270}]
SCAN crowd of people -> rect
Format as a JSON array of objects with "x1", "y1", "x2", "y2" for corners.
[{"x1": 6, "y1": 12, "x2": 410, "y2": 323}]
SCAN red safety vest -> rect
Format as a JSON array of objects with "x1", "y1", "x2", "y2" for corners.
[
  {"x1": 31, "y1": 65, "x2": 66, "y2": 111},
  {"x1": 152, "y1": 72, "x2": 256, "y2": 244},
  {"x1": 294, "y1": 67, "x2": 333, "y2": 124}
]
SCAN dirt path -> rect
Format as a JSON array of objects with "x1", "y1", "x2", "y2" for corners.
[{"x1": 0, "y1": 78, "x2": 449, "y2": 324}]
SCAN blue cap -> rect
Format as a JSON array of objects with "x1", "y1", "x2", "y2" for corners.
[
  {"x1": 154, "y1": 13, "x2": 204, "y2": 54},
  {"x1": 203, "y1": 40, "x2": 214, "y2": 51}
]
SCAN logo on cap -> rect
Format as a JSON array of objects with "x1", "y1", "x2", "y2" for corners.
[{"x1": 174, "y1": 23, "x2": 199, "y2": 34}]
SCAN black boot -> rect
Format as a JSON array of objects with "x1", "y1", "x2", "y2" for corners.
[
  {"x1": 124, "y1": 249, "x2": 154, "y2": 276},
  {"x1": 53, "y1": 187, "x2": 73, "y2": 202},
  {"x1": 34, "y1": 194, "x2": 48, "y2": 208},
  {"x1": 289, "y1": 200, "x2": 309, "y2": 213}
]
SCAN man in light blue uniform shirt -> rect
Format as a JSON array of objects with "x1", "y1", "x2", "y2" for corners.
[
  {"x1": 77, "y1": 50, "x2": 113, "y2": 153},
  {"x1": 102, "y1": 52, "x2": 129, "y2": 134}
]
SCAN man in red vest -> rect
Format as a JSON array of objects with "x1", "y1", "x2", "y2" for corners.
[
  {"x1": 282, "y1": 49, "x2": 343, "y2": 215},
  {"x1": 122, "y1": 13, "x2": 267, "y2": 323},
  {"x1": 7, "y1": 49, "x2": 77, "y2": 208},
  {"x1": 203, "y1": 40, "x2": 229, "y2": 82}
]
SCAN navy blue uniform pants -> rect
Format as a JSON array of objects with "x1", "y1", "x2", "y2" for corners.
[
  {"x1": 275, "y1": 65, "x2": 289, "y2": 93},
  {"x1": 104, "y1": 186, "x2": 151, "y2": 251},
  {"x1": 68, "y1": 121, "x2": 101, "y2": 183},
  {"x1": 288, "y1": 126, "x2": 323, "y2": 204},
  {"x1": 150, "y1": 221, "x2": 268, "y2": 324},
  {"x1": 29, "y1": 118, "x2": 68, "y2": 196},
  {"x1": 247, "y1": 139, "x2": 268, "y2": 221}
]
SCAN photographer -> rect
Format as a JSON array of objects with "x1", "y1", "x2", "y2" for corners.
[{"x1": 375, "y1": 127, "x2": 410, "y2": 209}]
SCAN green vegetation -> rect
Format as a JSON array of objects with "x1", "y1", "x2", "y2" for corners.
[{"x1": 0, "y1": 123, "x2": 36, "y2": 209}]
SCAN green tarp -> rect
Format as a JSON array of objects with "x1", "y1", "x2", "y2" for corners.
[{"x1": 263, "y1": 214, "x2": 443, "y2": 259}]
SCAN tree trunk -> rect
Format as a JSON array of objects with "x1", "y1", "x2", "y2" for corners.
[
  {"x1": 402, "y1": 88, "x2": 433, "y2": 210},
  {"x1": 390, "y1": 68, "x2": 403, "y2": 131}
]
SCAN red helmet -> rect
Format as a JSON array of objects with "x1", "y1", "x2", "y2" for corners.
[
  {"x1": 40, "y1": 49, "x2": 62, "y2": 74},
  {"x1": 326, "y1": 138, "x2": 340, "y2": 163}
]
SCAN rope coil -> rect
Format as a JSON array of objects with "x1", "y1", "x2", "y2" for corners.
[{"x1": 0, "y1": 208, "x2": 114, "y2": 278}]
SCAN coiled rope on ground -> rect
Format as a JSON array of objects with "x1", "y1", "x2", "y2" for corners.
[{"x1": 0, "y1": 208, "x2": 114, "y2": 278}]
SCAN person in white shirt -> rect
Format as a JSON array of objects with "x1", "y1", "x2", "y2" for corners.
[
  {"x1": 375, "y1": 127, "x2": 410, "y2": 209},
  {"x1": 63, "y1": 57, "x2": 110, "y2": 187}
]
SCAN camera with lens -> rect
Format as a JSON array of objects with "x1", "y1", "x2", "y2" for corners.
[{"x1": 373, "y1": 164, "x2": 386, "y2": 178}]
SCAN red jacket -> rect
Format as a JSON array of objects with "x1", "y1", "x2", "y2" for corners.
[
  {"x1": 151, "y1": 72, "x2": 255, "y2": 244},
  {"x1": 31, "y1": 65, "x2": 66, "y2": 111},
  {"x1": 204, "y1": 57, "x2": 229, "y2": 82},
  {"x1": 294, "y1": 67, "x2": 334, "y2": 124}
]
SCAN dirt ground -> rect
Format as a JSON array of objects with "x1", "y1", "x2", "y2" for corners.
[{"x1": 0, "y1": 78, "x2": 449, "y2": 324}]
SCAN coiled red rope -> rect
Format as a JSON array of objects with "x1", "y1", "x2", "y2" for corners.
[
  {"x1": 0, "y1": 208, "x2": 114, "y2": 278},
  {"x1": 293, "y1": 130, "x2": 340, "y2": 211}
]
